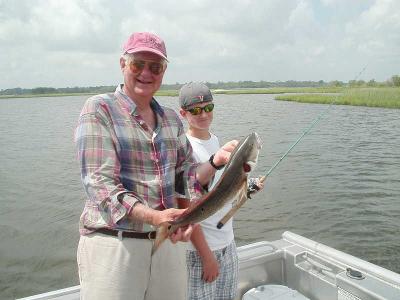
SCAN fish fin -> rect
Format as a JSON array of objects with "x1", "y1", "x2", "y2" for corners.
[
  {"x1": 182, "y1": 198, "x2": 203, "y2": 214},
  {"x1": 151, "y1": 222, "x2": 170, "y2": 255},
  {"x1": 217, "y1": 180, "x2": 249, "y2": 229},
  {"x1": 188, "y1": 199, "x2": 201, "y2": 209},
  {"x1": 231, "y1": 194, "x2": 240, "y2": 208}
]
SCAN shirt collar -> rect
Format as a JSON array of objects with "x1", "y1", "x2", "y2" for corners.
[{"x1": 115, "y1": 84, "x2": 164, "y2": 117}]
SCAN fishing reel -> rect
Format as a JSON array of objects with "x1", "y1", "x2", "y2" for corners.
[{"x1": 247, "y1": 178, "x2": 260, "y2": 199}]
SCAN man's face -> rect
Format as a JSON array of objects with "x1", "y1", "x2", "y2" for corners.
[
  {"x1": 121, "y1": 52, "x2": 166, "y2": 100},
  {"x1": 180, "y1": 101, "x2": 214, "y2": 132}
]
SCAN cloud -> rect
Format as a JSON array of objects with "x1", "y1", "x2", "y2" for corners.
[
  {"x1": 346, "y1": 0, "x2": 400, "y2": 55},
  {"x1": 0, "y1": 0, "x2": 399, "y2": 89},
  {"x1": 1, "y1": 0, "x2": 120, "y2": 52}
]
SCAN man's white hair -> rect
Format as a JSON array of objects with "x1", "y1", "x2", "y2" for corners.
[{"x1": 121, "y1": 53, "x2": 135, "y2": 64}]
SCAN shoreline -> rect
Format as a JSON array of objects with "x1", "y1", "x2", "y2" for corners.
[
  {"x1": 1, "y1": 87, "x2": 399, "y2": 109},
  {"x1": 0, "y1": 87, "x2": 341, "y2": 99}
]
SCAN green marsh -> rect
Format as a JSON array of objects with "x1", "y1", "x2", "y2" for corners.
[{"x1": 275, "y1": 88, "x2": 400, "y2": 109}]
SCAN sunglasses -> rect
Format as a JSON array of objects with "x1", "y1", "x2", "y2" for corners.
[
  {"x1": 186, "y1": 103, "x2": 214, "y2": 115},
  {"x1": 129, "y1": 59, "x2": 166, "y2": 75}
]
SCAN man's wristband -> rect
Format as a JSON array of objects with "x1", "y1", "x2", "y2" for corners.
[{"x1": 209, "y1": 154, "x2": 225, "y2": 170}]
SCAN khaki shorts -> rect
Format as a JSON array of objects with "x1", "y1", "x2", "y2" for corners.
[{"x1": 77, "y1": 232, "x2": 187, "y2": 300}]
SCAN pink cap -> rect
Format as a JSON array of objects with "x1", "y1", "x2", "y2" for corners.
[{"x1": 122, "y1": 32, "x2": 168, "y2": 61}]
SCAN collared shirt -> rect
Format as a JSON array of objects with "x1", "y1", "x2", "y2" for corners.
[{"x1": 75, "y1": 85, "x2": 202, "y2": 235}]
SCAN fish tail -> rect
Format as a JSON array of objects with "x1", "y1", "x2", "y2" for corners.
[{"x1": 151, "y1": 223, "x2": 170, "y2": 255}]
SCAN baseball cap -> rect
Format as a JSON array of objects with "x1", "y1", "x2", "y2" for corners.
[
  {"x1": 122, "y1": 32, "x2": 168, "y2": 61},
  {"x1": 179, "y1": 82, "x2": 213, "y2": 108}
]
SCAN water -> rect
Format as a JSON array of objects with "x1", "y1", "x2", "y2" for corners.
[{"x1": 1, "y1": 94, "x2": 399, "y2": 299}]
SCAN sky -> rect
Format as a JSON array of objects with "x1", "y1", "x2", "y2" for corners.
[{"x1": 0, "y1": 0, "x2": 399, "y2": 89}]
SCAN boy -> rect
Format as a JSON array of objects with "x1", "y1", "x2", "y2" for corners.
[{"x1": 179, "y1": 82, "x2": 263, "y2": 300}]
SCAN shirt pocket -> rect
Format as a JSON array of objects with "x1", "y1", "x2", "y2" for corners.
[{"x1": 157, "y1": 136, "x2": 178, "y2": 168}]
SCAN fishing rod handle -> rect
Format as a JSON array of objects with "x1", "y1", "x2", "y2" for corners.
[
  {"x1": 217, "y1": 194, "x2": 249, "y2": 229},
  {"x1": 217, "y1": 205, "x2": 240, "y2": 229}
]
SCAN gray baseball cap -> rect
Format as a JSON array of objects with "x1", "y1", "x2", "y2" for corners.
[{"x1": 179, "y1": 82, "x2": 213, "y2": 108}]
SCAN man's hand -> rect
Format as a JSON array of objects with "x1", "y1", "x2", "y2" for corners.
[
  {"x1": 153, "y1": 208, "x2": 186, "y2": 226},
  {"x1": 130, "y1": 204, "x2": 188, "y2": 228},
  {"x1": 130, "y1": 204, "x2": 196, "y2": 243},
  {"x1": 154, "y1": 208, "x2": 197, "y2": 243}
]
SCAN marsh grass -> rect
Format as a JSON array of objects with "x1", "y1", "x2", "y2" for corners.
[
  {"x1": 275, "y1": 88, "x2": 400, "y2": 109},
  {"x1": 156, "y1": 90, "x2": 178, "y2": 96},
  {"x1": 213, "y1": 87, "x2": 342, "y2": 94},
  {"x1": 156, "y1": 87, "x2": 343, "y2": 96}
]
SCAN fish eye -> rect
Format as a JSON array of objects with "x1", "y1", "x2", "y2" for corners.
[{"x1": 243, "y1": 163, "x2": 251, "y2": 172}]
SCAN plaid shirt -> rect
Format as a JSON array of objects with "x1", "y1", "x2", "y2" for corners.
[{"x1": 75, "y1": 85, "x2": 201, "y2": 235}]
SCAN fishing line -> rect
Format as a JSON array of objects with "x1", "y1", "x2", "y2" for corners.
[
  {"x1": 217, "y1": 64, "x2": 368, "y2": 229},
  {"x1": 259, "y1": 64, "x2": 368, "y2": 183}
]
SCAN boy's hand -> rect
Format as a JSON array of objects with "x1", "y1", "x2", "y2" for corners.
[
  {"x1": 201, "y1": 252, "x2": 219, "y2": 282},
  {"x1": 247, "y1": 176, "x2": 265, "y2": 198},
  {"x1": 213, "y1": 140, "x2": 239, "y2": 166},
  {"x1": 169, "y1": 224, "x2": 197, "y2": 243}
]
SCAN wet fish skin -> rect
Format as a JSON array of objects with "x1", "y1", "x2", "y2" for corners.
[{"x1": 152, "y1": 132, "x2": 261, "y2": 254}]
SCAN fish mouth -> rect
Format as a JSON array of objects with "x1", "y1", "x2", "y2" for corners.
[
  {"x1": 253, "y1": 132, "x2": 263, "y2": 150},
  {"x1": 246, "y1": 160, "x2": 258, "y2": 171},
  {"x1": 245, "y1": 132, "x2": 262, "y2": 171}
]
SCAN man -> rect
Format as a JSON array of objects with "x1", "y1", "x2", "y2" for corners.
[
  {"x1": 74, "y1": 32, "x2": 237, "y2": 300},
  {"x1": 179, "y1": 82, "x2": 263, "y2": 300}
]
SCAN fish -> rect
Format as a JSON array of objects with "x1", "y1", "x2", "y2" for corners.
[{"x1": 152, "y1": 132, "x2": 262, "y2": 254}]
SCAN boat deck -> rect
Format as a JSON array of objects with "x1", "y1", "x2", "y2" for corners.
[{"x1": 17, "y1": 231, "x2": 400, "y2": 300}]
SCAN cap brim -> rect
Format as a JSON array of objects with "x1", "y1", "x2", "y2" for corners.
[{"x1": 125, "y1": 47, "x2": 168, "y2": 61}]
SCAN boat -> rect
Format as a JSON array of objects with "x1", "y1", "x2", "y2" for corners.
[{"x1": 17, "y1": 231, "x2": 400, "y2": 300}]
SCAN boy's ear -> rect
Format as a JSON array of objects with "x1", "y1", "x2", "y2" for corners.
[{"x1": 179, "y1": 108, "x2": 186, "y2": 118}]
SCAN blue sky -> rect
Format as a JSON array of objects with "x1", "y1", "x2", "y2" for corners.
[{"x1": 0, "y1": 0, "x2": 399, "y2": 89}]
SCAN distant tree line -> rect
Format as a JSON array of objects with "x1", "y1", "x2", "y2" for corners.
[
  {"x1": 1, "y1": 75, "x2": 399, "y2": 96},
  {"x1": 0, "y1": 85, "x2": 116, "y2": 96}
]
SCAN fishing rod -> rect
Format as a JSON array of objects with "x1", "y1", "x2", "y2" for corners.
[
  {"x1": 217, "y1": 65, "x2": 368, "y2": 229},
  {"x1": 260, "y1": 65, "x2": 368, "y2": 183}
]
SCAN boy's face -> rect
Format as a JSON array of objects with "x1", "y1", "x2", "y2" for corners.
[{"x1": 180, "y1": 101, "x2": 214, "y2": 132}]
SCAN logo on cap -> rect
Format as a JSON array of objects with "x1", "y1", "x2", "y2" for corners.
[{"x1": 146, "y1": 36, "x2": 162, "y2": 49}]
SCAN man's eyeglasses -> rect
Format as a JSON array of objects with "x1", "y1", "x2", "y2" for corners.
[
  {"x1": 186, "y1": 103, "x2": 214, "y2": 115},
  {"x1": 128, "y1": 59, "x2": 166, "y2": 75}
]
